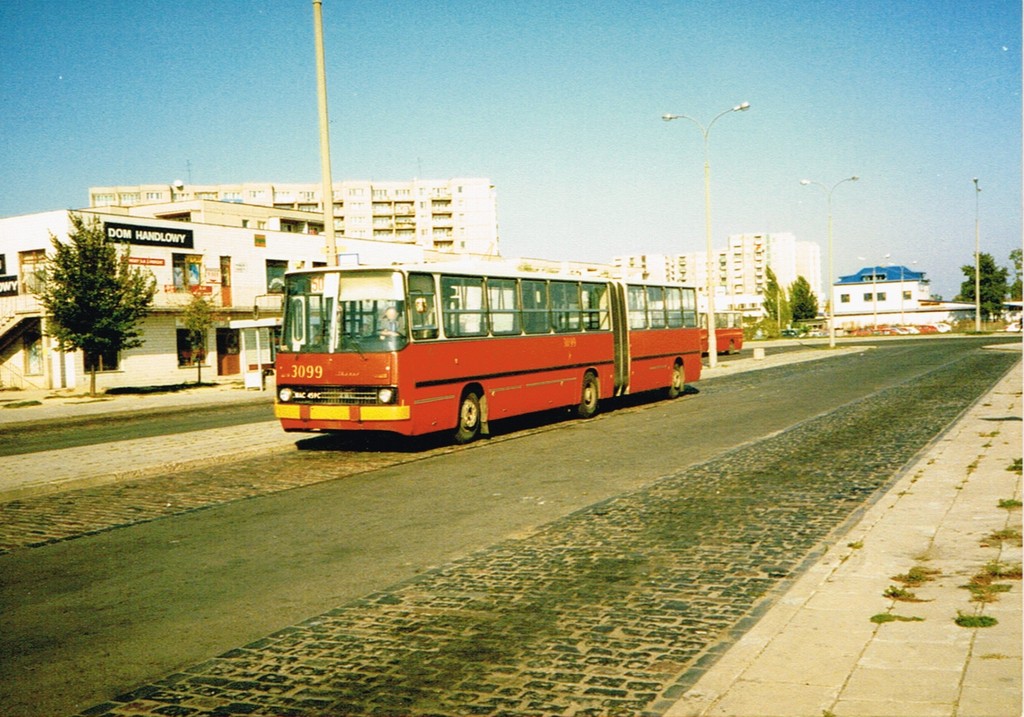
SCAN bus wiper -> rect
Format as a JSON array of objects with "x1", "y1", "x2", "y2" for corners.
[{"x1": 346, "y1": 337, "x2": 366, "y2": 359}]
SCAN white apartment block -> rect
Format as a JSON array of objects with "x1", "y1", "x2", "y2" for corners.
[
  {"x1": 89, "y1": 178, "x2": 500, "y2": 257},
  {"x1": 613, "y1": 233, "x2": 822, "y2": 317}
]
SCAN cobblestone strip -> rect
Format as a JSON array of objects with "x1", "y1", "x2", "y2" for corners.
[
  {"x1": 71, "y1": 350, "x2": 1019, "y2": 716},
  {"x1": 0, "y1": 448, "x2": 428, "y2": 554}
]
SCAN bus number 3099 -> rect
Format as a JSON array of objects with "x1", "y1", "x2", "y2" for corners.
[{"x1": 287, "y1": 365, "x2": 324, "y2": 379}]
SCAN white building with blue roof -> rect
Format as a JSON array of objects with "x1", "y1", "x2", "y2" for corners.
[{"x1": 832, "y1": 265, "x2": 974, "y2": 330}]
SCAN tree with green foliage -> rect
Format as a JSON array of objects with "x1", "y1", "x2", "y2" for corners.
[
  {"x1": 1009, "y1": 248, "x2": 1022, "y2": 301},
  {"x1": 955, "y1": 252, "x2": 1009, "y2": 321},
  {"x1": 181, "y1": 291, "x2": 215, "y2": 384},
  {"x1": 38, "y1": 213, "x2": 157, "y2": 396},
  {"x1": 789, "y1": 275, "x2": 819, "y2": 321},
  {"x1": 762, "y1": 266, "x2": 791, "y2": 335}
]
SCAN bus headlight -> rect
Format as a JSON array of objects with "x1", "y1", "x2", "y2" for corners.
[
  {"x1": 377, "y1": 387, "x2": 396, "y2": 404},
  {"x1": 278, "y1": 387, "x2": 294, "y2": 402}
]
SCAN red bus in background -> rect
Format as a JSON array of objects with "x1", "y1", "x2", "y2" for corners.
[
  {"x1": 274, "y1": 265, "x2": 703, "y2": 443},
  {"x1": 701, "y1": 310, "x2": 745, "y2": 355}
]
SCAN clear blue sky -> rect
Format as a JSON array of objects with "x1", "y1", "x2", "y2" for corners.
[{"x1": 1, "y1": 0, "x2": 1019, "y2": 300}]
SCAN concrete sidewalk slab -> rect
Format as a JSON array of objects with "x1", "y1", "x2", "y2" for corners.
[{"x1": 667, "y1": 361, "x2": 1021, "y2": 717}]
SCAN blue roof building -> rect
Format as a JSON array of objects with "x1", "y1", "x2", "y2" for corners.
[{"x1": 831, "y1": 265, "x2": 973, "y2": 330}]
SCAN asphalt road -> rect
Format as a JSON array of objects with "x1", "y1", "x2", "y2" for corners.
[
  {"x1": 0, "y1": 402, "x2": 272, "y2": 457},
  {"x1": 0, "y1": 337, "x2": 1017, "y2": 716}
]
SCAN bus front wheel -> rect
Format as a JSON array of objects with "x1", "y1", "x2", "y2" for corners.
[
  {"x1": 454, "y1": 391, "x2": 482, "y2": 443},
  {"x1": 577, "y1": 372, "x2": 600, "y2": 419},
  {"x1": 667, "y1": 362, "x2": 685, "y2": 399}
]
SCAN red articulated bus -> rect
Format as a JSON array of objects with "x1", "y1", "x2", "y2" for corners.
[
  {"x1": 274, "y1": 265, "x2": 703, "y2": 443},
  {"x1": 701, "y1": 310, "x2": 745, "y2": 355}
]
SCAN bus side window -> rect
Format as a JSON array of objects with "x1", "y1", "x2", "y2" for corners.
[
  {"x1": 682, "y1": 287, "x2": 698, "y2": 327},
  {"x1": 581, "y1": 282, "x2": 610, "y2": 331},
  {"x1": 647, "y1": 286, "x2": 667, "y2": 329},
  {"x1": 487, "y1": 278, "x2": 520, "y2": 335},
  {"x1": 551, "y1": 281, "x2": 581, "y2": 333},
  {"x1": 408, "y1": 273, "x2": 439, "y2": 340},
  {"x1": 522, "y1": 280, "x2": 550, "y2": 334},
  {"x1": 441, "y1": 275, "x2": 487, "y2": 337},
  {"x1": 627, "y1": 286, "x2": 647, "y2": 329},
  {"x1": 664, "y1": 287, "x2": 684, "y2": 328}
]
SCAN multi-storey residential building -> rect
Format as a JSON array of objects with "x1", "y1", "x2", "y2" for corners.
[
  {"x1": 89, "y1": 178, "x2": 500, "y2": 256},
  {"x1": 613, "y1": 233, "x2": 822, "y2": 317}
]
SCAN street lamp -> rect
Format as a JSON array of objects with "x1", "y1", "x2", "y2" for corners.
[
  {"x1": 896, "y1": 260, "x2": 918, "y2": 325},
  {"x1": 973, "y1": 178, "x2": 981, "y2": 332},
  {"x1": 663, "y1": 101, "x2": 751, "y2": 368},
  {"x1": 800, "y1": 176, "x2": 859, "y2": 348}
]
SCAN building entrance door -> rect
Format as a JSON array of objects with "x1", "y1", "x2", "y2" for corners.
[{"x1": 216, "y1": 328, "x2": 240, "y2": 376}]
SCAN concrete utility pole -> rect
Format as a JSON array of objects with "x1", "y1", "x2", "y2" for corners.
[
  {"x1": 313, "y1": 0, "x2": 338, "y2": 266},
  {"x1": 800, "y1": 176, "x2": 859, "y2": 349},
  {"x1": 973, "y1": 178, "x2": 981, "y2": 332}
]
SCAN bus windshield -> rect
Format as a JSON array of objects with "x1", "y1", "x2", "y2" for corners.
[{"x1": 281, "y1": 271, "x2": 408, "y2": 353}]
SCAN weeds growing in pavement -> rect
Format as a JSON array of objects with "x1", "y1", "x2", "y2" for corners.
[
  {"x1": 891, "y1": 566, "x2": 940, "y2": 587},
  {"x1": 998, "y1": 497, "x2": 1022, "y2": 510},
  {"x1": 962, "y1": 577, "x2": 1013, "y2": 604},
  {"x1": 871, "y1": 613, "x2": 924, "y2": 624},
  {"x1": 981, "y1": 528, "x2": 1023, "y2": 547},
  {"x1": 884, "y1": 585, "x2": 926, "y2": 602},
  {"x1": 983, "y1": 560, "x2": 1023, "y2": 580},
  {"x1": 955, "y1": 611, "x2": 998, "y2": 628},
  {"x1": 1009, "y1": 458, "x2": 1022, "y2": 475}
]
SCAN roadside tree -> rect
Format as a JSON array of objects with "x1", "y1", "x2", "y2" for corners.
[
  {"x1": 789, "y1": 276, "x2": 819, "y2": 322},
  {"x1": 181, "y1": 291, "x2": 215, "y2": 384},
  {"x1": 762, "y1": 267, "x2": 791, "y2": 336},
  {"x1": 38, "y1": 213, "x2": 157, "y2": 396},
  {"x1": 955, "y1": 252, "x2": 1009, "y2": 322},
  {"x1": 1009, "y1": 248, "x2": 1022, "y2": 301}
]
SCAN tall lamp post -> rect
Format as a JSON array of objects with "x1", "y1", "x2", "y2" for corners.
[
  {"x1": 800, "y1": 176, "x2": 859, "y2": 348},
  {"x1": 312, "y1": 0, "x2": 338, "y2": 267},
  {"x1": 663, "y1": 101, "x2": 751, "y2": 368},
  {"x1": 973, "y1": 178, "x2": 981, "y2": 332}
]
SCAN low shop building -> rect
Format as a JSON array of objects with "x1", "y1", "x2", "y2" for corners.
[
  {"x1": 832, "y1": 265, "x2": 974, "y2": 330},
  {"x1": 0, "y1": 206, "x2": 428, "y2": 392}
]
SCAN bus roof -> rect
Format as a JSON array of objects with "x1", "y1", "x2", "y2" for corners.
[{"x1": 285, "y1": 262, "x2": 697, "y2": 289}]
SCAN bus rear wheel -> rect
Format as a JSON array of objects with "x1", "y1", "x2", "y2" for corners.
[
  {"x1": 577, "y1": 372, "x2": 600, "y2": 419},
  {"x1": 667, "y1": 362, "x2": 685, "y2": 399},
  {"x1": 454, "y1": 391, "x2": 482, "y2": 444}
]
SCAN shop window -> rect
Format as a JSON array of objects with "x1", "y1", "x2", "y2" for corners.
[
  {"x1": 84, "y1": 347, "x2": 119, "y2": 372},
  {"x1": 266, "y1": 260, "x2": 288, "y2": 294},
  {"x1": 176, "y1": 328, "x2": 207, "y2": 367},
  {"x1": 172, "y1": 254, "x2": 203, "y2": 291},
  {"x1": 19, "y1": 249, "x2": 46, "y2": 294}
]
